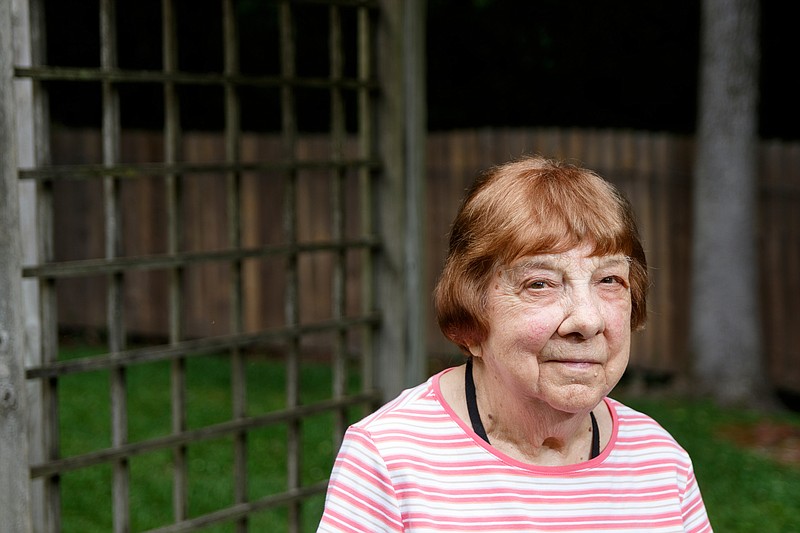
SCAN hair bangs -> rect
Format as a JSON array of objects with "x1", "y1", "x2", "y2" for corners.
[{"x1": 499, "y1": 170, "x2": 632, "y2": 265}]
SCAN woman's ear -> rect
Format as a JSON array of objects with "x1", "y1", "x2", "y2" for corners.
[{"x1": 467, "y1": 344, "x2": 483, "y2": 358}]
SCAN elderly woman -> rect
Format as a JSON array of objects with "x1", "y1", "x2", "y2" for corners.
[{"x1": 318, "y1": 156, "x2": 712, "y2": 532}]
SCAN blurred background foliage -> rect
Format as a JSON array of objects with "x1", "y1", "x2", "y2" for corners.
[{"x1": 43, "y1": 0, "x2": 800, "y2": 138}]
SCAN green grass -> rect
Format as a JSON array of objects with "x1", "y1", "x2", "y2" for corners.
[
  {"x1": 55, "y1": 345, "x2": 800, "y2": 532},
  {"x1": 56, "y1": 344, "x2": 368, "y2": 532},
  {"x1": 618, "y1": 394, "x2": 800, "y2": 533}
]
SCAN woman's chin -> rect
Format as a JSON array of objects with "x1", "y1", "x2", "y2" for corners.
[{"x1": 540, "y1": 383, "x2": 609, "y2": 414}]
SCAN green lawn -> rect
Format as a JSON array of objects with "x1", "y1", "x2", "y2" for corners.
[
  {"x1": 54, "y1": 345, "x2": 800, "y2": 532},
  {"x1": 57, "y1": 345, "x2": 367, "y2": 532}
]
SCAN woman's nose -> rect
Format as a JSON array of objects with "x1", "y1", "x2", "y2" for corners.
[{"x1": 557, "y1": 285, "x2": 605, "y2": 339}]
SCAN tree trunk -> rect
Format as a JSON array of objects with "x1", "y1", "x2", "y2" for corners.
[{"x1": 691, "y1": 0, "x2": 768, "y2": 405}]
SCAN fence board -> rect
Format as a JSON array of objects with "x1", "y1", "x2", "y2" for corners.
[{"x1": 42, "y1": 127, "x2": 800, "y2": 394}]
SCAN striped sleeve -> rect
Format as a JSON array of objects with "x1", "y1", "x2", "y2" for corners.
[
  {"x1": 318, "y1": 426, "x2": 404, "y2": 532},
  {"x1": 681, "y1": 463, "x2": 713, "y2": 533}
]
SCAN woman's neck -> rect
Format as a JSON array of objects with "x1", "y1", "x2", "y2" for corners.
[{"x1": 470, "y1": 359, "x2": 598, "y2": 466}]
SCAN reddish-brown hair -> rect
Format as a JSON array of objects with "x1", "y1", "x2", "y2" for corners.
[{"x1": 434, "y1": 155, "x2": 648, "y2": 352}]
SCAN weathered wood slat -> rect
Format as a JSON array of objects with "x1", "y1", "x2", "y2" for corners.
[
  {"x1": 0, "y1": 0, "x2": 33, "y2": 529},
  {"x1": 25, "y1": 314, "x2": 380, "y2": 379},
  {"x1": 29, "y1": 391, "x2": 380, "y2": 479},
  {"x1": 22, "y1": 239, "x2": 377, "y2": 277},
  {"x1": 144, "y1": 481, "x2": 329, "y2": 533},
  {"x1": 14, "y1": 65, "x2": 378, "y2": 91},
  {"x1": 18, "y1": 158, "x2": 380, "y2": 180}
]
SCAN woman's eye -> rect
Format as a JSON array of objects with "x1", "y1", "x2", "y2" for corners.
[
  {"x1": 525, "y1": 280, "x2": 552, "y2": 290},
  {"x1": 599, "y1": 275, "x2": 628, "y2": 287}
]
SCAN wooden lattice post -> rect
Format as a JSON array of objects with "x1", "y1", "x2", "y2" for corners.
[
  {"x1": 0, "y1": 0, "x2": 33, "y2": 530},
  {"x1": 375, "y1": 0, "x2": 427, "y2": 400}
]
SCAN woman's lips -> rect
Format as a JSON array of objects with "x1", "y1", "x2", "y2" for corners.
[{"x1": 547, "y1": 360, "x2": 599, "y2": 370}]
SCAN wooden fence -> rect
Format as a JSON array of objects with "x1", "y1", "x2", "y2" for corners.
[{"x1": 47, "y1": 127, "x2": 800, "y2": 393}]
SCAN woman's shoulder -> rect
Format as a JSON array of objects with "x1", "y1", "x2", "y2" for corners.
[
  {"x1": 606, "y1": 397, "x2": 692, "y2": 458},
  {"x1": 608, "y1": 397, "x2": 669, "y2": 428},
  {"x1": 353, "y1": 372, "x2": 449, "y2": 432}
]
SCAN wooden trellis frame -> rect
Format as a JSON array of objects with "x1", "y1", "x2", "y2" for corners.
[{"x1": 0, "y1": 0, "x2": 426, "y2": 531}]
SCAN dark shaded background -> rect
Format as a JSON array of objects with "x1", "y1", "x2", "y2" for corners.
[{"x1": 43, "y1": 0, "x2": 800, "y2": 139}]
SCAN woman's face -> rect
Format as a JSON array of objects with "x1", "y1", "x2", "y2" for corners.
[{"x1": 470, "y1": 243, "x2": 632, "y2": 414}]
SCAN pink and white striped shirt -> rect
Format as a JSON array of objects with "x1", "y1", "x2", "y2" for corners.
[{"x1": 318, "y1": 369, "x2": 712, "y2": 532}]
